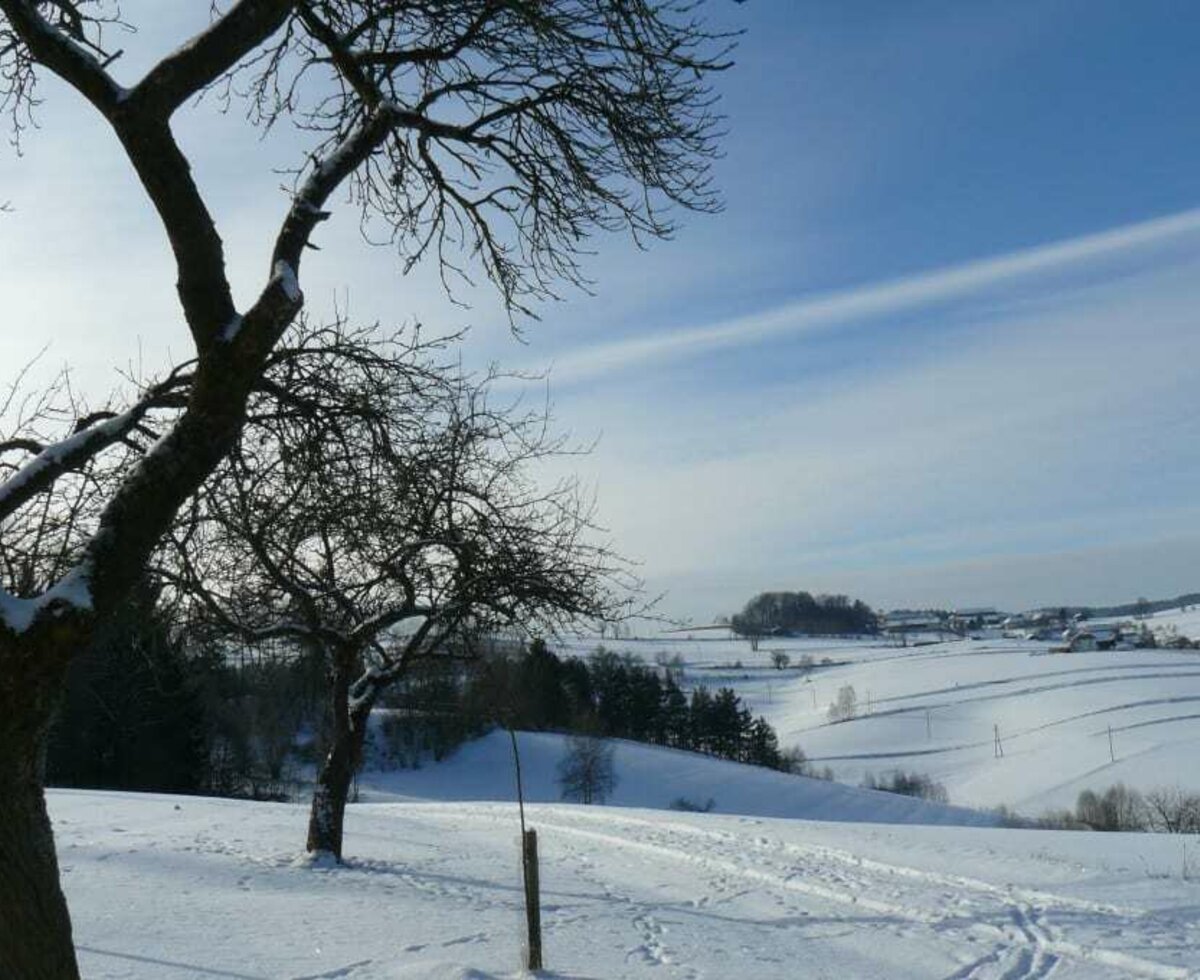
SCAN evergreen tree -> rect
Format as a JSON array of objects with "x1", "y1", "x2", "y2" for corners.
[
  {"x1": 662, "y1": 678, "x2": 691, "y2": 749},
  {"x1": 747, "y1": 717, "x2": 782, "y2": 769},
  {"x1": 689, "y1": 687, "x2": 715, "y2": 754},
  {"x1": 47, "y1": 587, "x2": 205, "y2": 794}
]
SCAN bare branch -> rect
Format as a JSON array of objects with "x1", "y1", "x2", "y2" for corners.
[
  {"x1": 0, "y1": 0, "x2": 124, "y2": 115},
  {"x1": 129, "y1": 0, "x2": 296, "y2": 118}
]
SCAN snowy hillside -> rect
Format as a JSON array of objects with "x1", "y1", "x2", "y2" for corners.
[
  {"x1": 50, "y1": 618, "x2": 1200, "y2": 978},
  {"x1": 1124, "y1": 605, "x2": 1200, "y2": 642},
  {"x1": 358, "y1": 729, "x2": 995, "y2": 827},
  {"x1": 555, "y1": 630, "x2": 1200, "y2": 814},
  {"x1": 53, "y1": 790, "x2": 1200, "y2": 980}
]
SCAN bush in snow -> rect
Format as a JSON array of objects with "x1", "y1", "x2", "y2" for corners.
[
  {"x1": 780, "y1": 746, "x2": 834, "y2": 781},
  {"x1": 1144, "y1": 787, "x2": 1200, "y2": 834},
  {"x1": 670, "y1": 796, "x2": 716, "y2": 813},
  {"x1": 862, "y1": 770, "x2": 949, "y2": 804}
]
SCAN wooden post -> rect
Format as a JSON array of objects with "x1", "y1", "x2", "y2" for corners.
[
  {"x1": 509, "y1": 726, "x2": 543, "y2": 972},
  {"x1": 523, "y1": 829, "x2": 543, "y2": 972}
]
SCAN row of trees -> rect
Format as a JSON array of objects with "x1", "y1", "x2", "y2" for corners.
[
  {"x1": 48, "y1": 631, "x2": 795, "y2": 807},
  {"x1": 382, "y1": 642, "x2": 791, "y2": 772},
  {"x1": 1027, "y1": 783, "x2": 1200, "y2": 834},
  {"x1": 731, "y1": 591, "x2": 878, "y2": 647},
  {"x1": 0, "y1": 2, "x2": 734, "y2": 975}
]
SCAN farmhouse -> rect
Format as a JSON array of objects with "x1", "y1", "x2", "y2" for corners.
[{"x1": 881, "y1": 612, "x2": 942, "y2": 633}]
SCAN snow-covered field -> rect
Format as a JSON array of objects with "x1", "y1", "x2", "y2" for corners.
[
  {"x1": 54, "y1": 788, "x2": 1200, "y2": 980},
  {"x1": 357, "y1": 729, "x2": 994, "y2": 827},
  {"x1": 50, "y1": 611, "x2": 1200, "y2": 978},
  {"x1": 556, "y1": 625, "x2": 1200, "y2": 815},
  {"x1": 1113, "y1": 605, "x2": 1200, "y2": 642}
]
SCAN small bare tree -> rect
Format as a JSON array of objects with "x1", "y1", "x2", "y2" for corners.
[
  {"x1": 827, "y1": 684, "x2": 857, "y2": 723},
  {"x1": 0, "y1": 3, "x2": 732, "y2": 974},
  {"x1": 557, "y1": 733, "x2": 617, "y2": 805},
  {"x1": 1143, "y1": 787, "x2": 1200, "y2": 835}
]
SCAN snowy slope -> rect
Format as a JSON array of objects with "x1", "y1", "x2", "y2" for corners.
[
  {"x1": 1132, "y1": 605, "x2": 1200, "y2": 641},
  {"x1": 52, "y1": 790, "x2": 1200, "y2": 980},
  {"x1": 358, "y1": 729, "x2": 995, "y2": 827},
  {"x1": 555, "y1": 633, "x2": 1200, "y2": 814}
]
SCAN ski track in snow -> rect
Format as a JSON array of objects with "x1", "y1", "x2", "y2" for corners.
[
  {"x1": 416, "y1": 805, "x2": 1197, "y2": 980},
  {"x1": 800, "y1": 671, "x2": 1200, "y2": 735},
  {"x1": 873, "y1": 662, "x2": 1200, "y2": 706},
  {"x1": 808, "y1": 695, "x2": 1200, "y2": 763},
  {"x1": 54, "y1": 791, "x2": 1200, "y2": 980}
]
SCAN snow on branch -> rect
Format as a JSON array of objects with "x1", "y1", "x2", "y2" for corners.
[
  {"x1": 127, "y1": 0, "x2": 295, "y2": 118},
  {"x1": 0, "y1": 365, "x2": 190, "y2": 524},
  {"x1": 0, "y1": 402, "x2": 147, "y2": 522},
  {"x1": 0, "y1": 0, "x2": 127, "y2": 116},
  {"x1": 0, "y1": 558, "x2": 92, "y2": 635}
]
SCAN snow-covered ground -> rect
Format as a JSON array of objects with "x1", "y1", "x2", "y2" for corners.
[
  {"x1": 357, "y1": 729, "x2": 994, "y2": 827},
  {"x1": 54, "y1": 789, "x2": 1200, "y2": 980},
  {"x1": 48, "y1": 611, "x2": 1200, "y2": 978},
  {"x1": 1113, "y1": 605, "x2": 1200, "y2": 642},
  {"x1": 555, "y1": 626, "x2": 1200, "y2": 815}
]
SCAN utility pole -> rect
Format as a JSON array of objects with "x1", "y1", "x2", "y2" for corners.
[
  {"x1": 993, "y1": 724, "x2": 1004, "y2": 759},
  {"x1": 1108, "y1": 724, "x2": 1115, "y2": 763}
]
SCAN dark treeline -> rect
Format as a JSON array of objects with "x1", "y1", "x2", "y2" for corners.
[
  {"x1": 1067, "y1": 592, "x2": 1200, "y2": 620},
  {"x1": 46, "y1": 588, "x2": 326, "y2": 801},
  {"x1": 732, "y1": 591, "x2": 878, "y2": 638},
  {"x1": 48, "y1": 615, "x2": 794, "y2": 797},
  {"x1": 382, "y1": 641, "x2": 788, "y2": 771}
]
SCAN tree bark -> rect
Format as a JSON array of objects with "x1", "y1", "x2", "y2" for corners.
[
  {"x1": 0, "y1": 634, "x2": 82, "y2": 980},
  {"x1": 305, "y1": 651, "x2": 371, "y2": 860}
]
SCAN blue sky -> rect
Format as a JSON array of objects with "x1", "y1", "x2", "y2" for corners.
[{"x1": 2, "y1": 2, "x2": 1200, "y2": 621}]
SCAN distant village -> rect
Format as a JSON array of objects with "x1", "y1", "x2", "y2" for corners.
[{"x1": 879, "y1": 606, "x2": 1197, "y2": 651}]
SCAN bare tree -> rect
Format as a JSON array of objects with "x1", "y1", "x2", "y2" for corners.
[
  {"x1": 557, "y1": 733, "x2": 617, "y2": 805},
  {"x1": 827, "y1": 684, "x2": 857, "y2": 723},
  {"x1": 1143, "y1": 787, "x2": 1200, "y2": 835},
  {"x1": 0, "y1": 3, "x2": 732, "y2": 975},
  {"x1": 163, "y1": 319, "x2": 633, "y2": 859}
]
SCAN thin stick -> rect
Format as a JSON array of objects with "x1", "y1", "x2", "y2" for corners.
[{"x1": 509, "y1": 725, "x2": 527, "y2": 840}]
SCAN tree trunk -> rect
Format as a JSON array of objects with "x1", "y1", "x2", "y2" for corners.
[
  {"x1": 305, "y1": 652, "x2": 371, "y2": 860},
  {"x1": 0, "y1": 635, "x2": 81, "y2": 980},
  {"x1": 305, "y1": 727, "x2": 364, "y2": 860}
]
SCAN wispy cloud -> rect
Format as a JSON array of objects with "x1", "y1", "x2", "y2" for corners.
[
  {"x1": 541, "y1": 206, "x2": 1200, "y2": 384},
  {"x1": 550, "y1": 248, "x2": 1200, "y2": 617}
]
